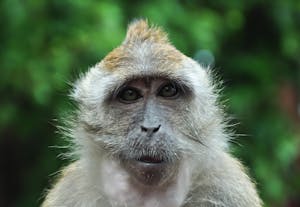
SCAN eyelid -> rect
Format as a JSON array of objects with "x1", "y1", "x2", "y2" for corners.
[
  {"x1": 157, "y1": 81, "x2": 175, "y2": 92},
  {"x1": 116, "y1": 86, "x2": 143, "y2": 103},
  {"x1": 157, "y1": 81, "x2": 180, "y2": 98},
  {"x1": 113, "y1": 84, "x2": 132, "y2": 99}
]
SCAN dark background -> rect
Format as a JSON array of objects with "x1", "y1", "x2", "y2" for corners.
[{"x1": 0, "y1": 0, "x2": 300, "y2": 206}]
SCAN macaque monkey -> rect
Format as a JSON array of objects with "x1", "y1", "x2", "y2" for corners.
[{"x1": 42, "y1": 20, "x2": 262, "y2": 207}]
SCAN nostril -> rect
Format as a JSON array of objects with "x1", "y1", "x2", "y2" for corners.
[
  {"x1": 140, "y1": 125, "x2": 161, "y2": 134},
  {"x1": 141, "y1": 125, "x2": 147, "y2": 132},
  {"x1": 153, "y1": 125, "x2": 161, "y2": 133}
]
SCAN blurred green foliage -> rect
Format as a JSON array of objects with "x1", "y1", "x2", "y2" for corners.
[{"x1": 0, "y1": 0, "x2": 300, "y2": 206}]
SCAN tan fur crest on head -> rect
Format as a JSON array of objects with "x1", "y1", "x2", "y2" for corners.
[
  {"x1": 101, "y1": 19, "x2": 183, "y2": 71},
  {"x1": 124, "y1": 19, "x2": 169, "y2": 44}
]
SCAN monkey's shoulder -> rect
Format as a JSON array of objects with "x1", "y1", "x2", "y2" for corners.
[
  {"x1": 186, "y1": 152, "x2": 262, "y2": 207},
  {"x1": 42, "y1": 161, "x2": 101, "y2": 207}
]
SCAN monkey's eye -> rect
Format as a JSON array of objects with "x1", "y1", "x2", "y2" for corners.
[
  {"x1": 158, "y1": 82, "x2": 179, "y2": 98},
  {"x1": 118, "y1": 87, "x2": 142, "y2": 103}
]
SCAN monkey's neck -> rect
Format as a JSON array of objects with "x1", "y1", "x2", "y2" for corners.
[{"x1": 85, "y1": 157, "x2": 191, "y2": 207}]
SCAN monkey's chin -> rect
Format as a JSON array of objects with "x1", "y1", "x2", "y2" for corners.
[{"x1": 124, "y1": 160, "x2": 177, "y2": 187}]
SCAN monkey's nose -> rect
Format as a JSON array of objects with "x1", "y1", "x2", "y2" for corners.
[{"x1": 141, "y1": 124, "x2": 161, "y2": 136}]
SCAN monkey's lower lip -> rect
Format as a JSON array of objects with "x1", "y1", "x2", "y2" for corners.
[{"x1": 125, "y1": 157, "x2": 174, "y2": 186}]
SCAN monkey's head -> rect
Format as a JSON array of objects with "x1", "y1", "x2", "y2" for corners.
[{"x1": 72, "y1": 20, "x2": 226, "y2": 187}]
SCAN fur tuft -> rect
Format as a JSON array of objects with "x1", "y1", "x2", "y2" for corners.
[
  {"x1": 124, "y1": 19, "x2": 169, "y2": 44},
  {"x1": 102, "y1": 19, "x2": 183, "y2": 71}
]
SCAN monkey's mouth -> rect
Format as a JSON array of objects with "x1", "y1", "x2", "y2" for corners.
[
  {"x1": 127, "y1": 157, "x2": 170, "y2": 186},
  {"x1": 120, "y1": 153, "x2": 178, "y2": 186},
  {"x1": 137, "y1": 155, "x2": 164, "y2": 164}
]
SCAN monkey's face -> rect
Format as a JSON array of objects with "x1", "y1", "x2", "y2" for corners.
[
  {"x1": 97, "y1": 77, "x2": 193, "y2": 186},
  {"x1": 74, "y1": 58, "x2": 220, "y2": 187},
  {"x1": 74, "y1": 62, "x2": 223, "y2": 188}
]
